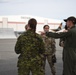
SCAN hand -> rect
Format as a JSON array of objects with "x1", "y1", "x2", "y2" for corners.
[
  {"x1": 60, "y1": 41, "x2": 64, "y2": 47},
  {"x1": 40, "y1": 32, "x2": 45, "y2": 35},
  {"x1": 63, "y1": 30, "x2": 68, "y2": 32}
]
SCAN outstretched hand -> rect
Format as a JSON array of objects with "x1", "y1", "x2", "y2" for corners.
[
  {"x1": 63, "y1": 30, "x2": 68, "y2": 32},
  {"x1": 41, "y1": 32, "x2": 46, "y2": 35}
]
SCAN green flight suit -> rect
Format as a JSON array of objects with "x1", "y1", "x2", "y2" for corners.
[
  {"x1": 46, "y1": 26, "x2": 76, "y2": 75},
  {"x1": 15, "y1": 29, "x2": 45, "y2": 75}
]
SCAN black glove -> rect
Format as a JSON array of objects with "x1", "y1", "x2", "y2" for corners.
[{"x1": 52, "y1": 54, "x2": 56, "y2": 63}]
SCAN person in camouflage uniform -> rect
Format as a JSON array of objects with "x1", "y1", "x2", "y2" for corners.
[
  {"x1": 15, "y1": 18, "x2": 45, "y2": 75},
  {"x1": 41, "y1": 25, "x2": 56, "y2": 75}
]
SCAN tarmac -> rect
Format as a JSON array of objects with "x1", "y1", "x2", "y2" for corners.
[{"x1": 0, "y1": 39, "x2": 63, "y2": 75}]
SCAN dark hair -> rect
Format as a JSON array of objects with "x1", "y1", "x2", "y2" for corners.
[
  {"x1": 75, "y1": 19, "x2": 76, "y2": 24},
  {"x1": 25, "y1": 24, "x2": 28, "y2": 30},
  {"x1": 64, "y1": 16, "x2": 76, "y2": 24},
  {"x1": 43, "y1": 25, "x2": 49, "y2": 29},
  {"x1": 64, "y1": 25, "x2": 68, "y2": 30},
  {"x1": 28, "y1": 18, "x2": 37, "y2": 32}
]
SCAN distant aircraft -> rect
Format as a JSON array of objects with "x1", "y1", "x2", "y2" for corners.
[{"x1": 0, "y1": 15, "x2": 62, "y2": 37}]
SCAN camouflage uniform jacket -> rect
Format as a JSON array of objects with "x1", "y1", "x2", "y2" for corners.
[
  {"x1": 15, "y1": 29, "x2": 45, "y2": 67},
  {"x1": 41, "y1": 35, "x2": 56, "y2": 55}
]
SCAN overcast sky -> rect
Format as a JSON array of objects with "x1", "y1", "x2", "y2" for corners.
[{"x1": 0, "y1": 0, "x2": 76, "y2": 20}]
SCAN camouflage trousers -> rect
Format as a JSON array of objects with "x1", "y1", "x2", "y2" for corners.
[
  {"x1": 44, "y1": 55, "x2": 56, "y2": 75},
  {"x1": 17, "y1": 59, "x2": 45, "y2": 75}
]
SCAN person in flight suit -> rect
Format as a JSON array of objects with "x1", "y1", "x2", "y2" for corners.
[
  {"x1": 15, "y1": 18, "x2": 45, "y2": 75},
  {"x1": 41, "y1": 25, "x2": 56, "y2": 75},
  {"x1": 45, "y1": 16, "x2": 76, "y2": 75}
]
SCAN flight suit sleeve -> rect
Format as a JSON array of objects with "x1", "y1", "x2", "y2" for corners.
[{"x1": 46, "y1": 31, "x2": 71, "y2": 38}]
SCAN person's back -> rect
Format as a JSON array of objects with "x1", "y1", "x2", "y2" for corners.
[
  {"x1": 15, "y1": 18, "x2": 45, "y2": 75},
  {"x1": 16, "y1": 29, "x2": 45, "y2": 59}
]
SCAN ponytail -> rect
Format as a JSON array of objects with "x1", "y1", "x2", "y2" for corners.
[{"x1": 28, "y1": 18, "x2": 37, "y2": 32}]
